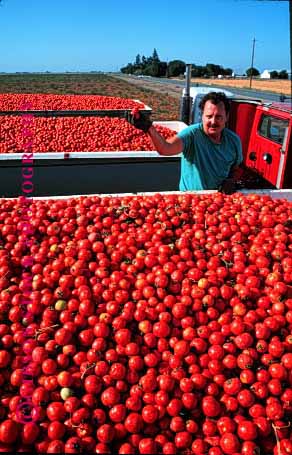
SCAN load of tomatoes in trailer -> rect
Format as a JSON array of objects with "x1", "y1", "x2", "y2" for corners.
[{"x1": 0, "y1": 191, "x2": 291, "y2": 455}]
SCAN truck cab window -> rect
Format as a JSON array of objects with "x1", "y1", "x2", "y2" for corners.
[{"x1": 258, "y1": 115, "x2": 289, "y2": 145}]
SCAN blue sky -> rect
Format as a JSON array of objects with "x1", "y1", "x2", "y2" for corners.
[{"x1": 0, "y1": 0, "x2": 290, "y2": 74}]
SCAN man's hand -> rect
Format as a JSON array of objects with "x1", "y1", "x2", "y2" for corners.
[
  {"x1": 219, "y1": 178, "x2": 238, "y2": 195},
  {"x1": 125, "y1": 109, "x2": 152, "y2": 133}
]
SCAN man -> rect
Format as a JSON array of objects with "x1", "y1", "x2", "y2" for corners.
[{"x1": 126, "y1": 91, "x2": 243, "y2": 194}]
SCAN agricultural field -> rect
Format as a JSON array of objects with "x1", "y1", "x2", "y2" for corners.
[
  {"x1": 0, "y1": 74, "x2": 180, "y2": 120},
  {"x1": 189, "y1": 77, "x2": 291, "y2": 95}
]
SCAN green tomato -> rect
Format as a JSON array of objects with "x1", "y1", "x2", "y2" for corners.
[
  {"x1": 55, "y1": 300, "x2": 67, "y2": 311},
  {"x1": 60, "y1": 387, "x2": 73, "y2": 400}
]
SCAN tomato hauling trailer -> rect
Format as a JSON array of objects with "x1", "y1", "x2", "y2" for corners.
[
  {"x1": 0, "y1": 94, "x2": 184, "y2": 197},
  {"x1": 1, "y1": 88, "x2": 292, "y2": 196},
  {"x1": 0, "y1": 122, "x2": 185, "y2": 197}
]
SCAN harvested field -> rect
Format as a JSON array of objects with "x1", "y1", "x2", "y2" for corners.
[
  {"x1": 185, "y1": 77, "x2": 291, "y2": 95},
  {"x1": 113, "y1": 74, "x2": 292, "y2": 100}
]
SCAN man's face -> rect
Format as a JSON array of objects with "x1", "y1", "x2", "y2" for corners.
[{"x1": 202, "y1": 100, "x2": 228, "y2": 140}]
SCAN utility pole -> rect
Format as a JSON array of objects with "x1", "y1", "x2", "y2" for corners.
[
  {"x1": 249, "y1": 37, "x2": 256, "y2": 89},
  {"x1": 180, "y1": 64, "x2": 193, "y2": 125}
]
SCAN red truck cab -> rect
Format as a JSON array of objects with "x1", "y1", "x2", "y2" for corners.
[
  {"x1": 228, "y1": 100, "x2": 292, "y2": 189},
  {"x1": 189, "y1": 88, "x2": 291, "y2": 190}
]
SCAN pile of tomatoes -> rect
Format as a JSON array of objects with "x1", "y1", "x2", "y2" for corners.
[
  {"x1": 0, "y1": 192, "x2": 292, "y2": 454},
  {"x1": 0, "y1": 94, "x2": 145, "y2": 111},
  {"x1": 0, "y1": 116, "x2": 175, "y2": 153}
]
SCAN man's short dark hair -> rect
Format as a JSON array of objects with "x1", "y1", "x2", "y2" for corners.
[{"x1": 199, "y1": 92, "x2": 230, "y2": 115}]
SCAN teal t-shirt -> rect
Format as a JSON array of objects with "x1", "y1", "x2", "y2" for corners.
[{"x1": 177, "y1": 123, "x2": 243, "y2": 191}]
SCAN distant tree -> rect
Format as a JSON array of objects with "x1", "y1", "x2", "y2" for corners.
[
  {"x1": 223, "y1": 67, "x2": 233, "y2": 76},
  {"x1": 152, "y1": 48, "x2": 160, "y2": 63},
  {"x1": 270, "y1": 70, "x2": 279, "y2": 79},
  {"x1": 120, "y1": 63, "x2": 134, "y2": 74},
  {"x1": 205, "y1": 63, "x2": 222, "y2": 77},
  {"x1": 191, "y1": 65, "x2": 205, "y2": 77},
  {"x1": 144, "y1": 61, "x2": 167, "y2": 77},
  {"x1": 144, "y1": 62, "x2": 159, "y2": 77},
  {"x1": 168, "y1": 60, "x2": 186, "y2": 77},
  {"x1": 121, "y1": 53, "x2": 233, "y2": 78},
  {"x1": 133, "y1": 68, "x2": 143, "y2": 75},
  {"x1": 135, "y1": 54, "x2": 141, "y2": 66},
  {"x1": 165, "y1": 64, "x2": 169, "y2": 78},
  {"x1": 121, "y1": 52, "x2": 162, "y2": 74},
  {"x1": 246, "y1": 67, "x2": 260, "y2": 77},
  {"x1": 158, "y1": 61, "x2": 167, "y2": 77},
  {"x1": 190, "y1": 63, "x2": 233, "y2": 78},
  {"x1": 278, "y1": 70, "x2": 288, "y2": 79}
]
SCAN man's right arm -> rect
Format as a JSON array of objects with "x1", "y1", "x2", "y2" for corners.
[
  {"x1": 125, "y1": 111, "x2": 184, "y2": 156},
  {"x1": 148, "y1": 125, "x2": 184, "y2": 156}
]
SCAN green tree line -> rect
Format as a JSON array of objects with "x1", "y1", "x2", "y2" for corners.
[
  {"x1": 121, "y1": 49, "x2": 288, "y2": 79},
  {"x1": 246, "y1": 67, "x2": 288, "y2": 79}
]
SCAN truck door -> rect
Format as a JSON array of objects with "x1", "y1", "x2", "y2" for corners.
[
  {"x1": 228, "y1": 101, "x2": 258, "y2": 161},
  {"x1": 246, "y1": 108, "x2": 290, "y2": 188}
]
